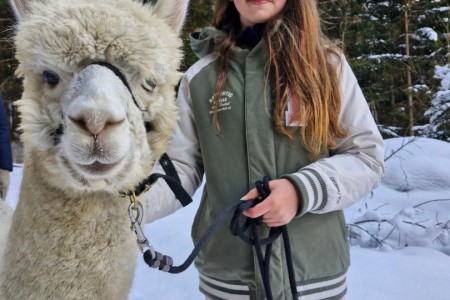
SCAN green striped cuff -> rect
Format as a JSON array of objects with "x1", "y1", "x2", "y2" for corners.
[{"x1": 282, "y1": 168, "x2": 327, "y2": 216}]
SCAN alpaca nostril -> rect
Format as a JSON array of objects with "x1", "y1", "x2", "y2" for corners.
[
  {"x1": 69, "y1": 116, "x2": 88, "y2": 131},
  {"x1": 106, "y1": 119, "x2": 126, "y2": 128}
]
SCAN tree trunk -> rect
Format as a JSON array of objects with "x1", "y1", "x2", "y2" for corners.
[{"x1": 404, "y1": 2, "x2": 414, "y2": 136}]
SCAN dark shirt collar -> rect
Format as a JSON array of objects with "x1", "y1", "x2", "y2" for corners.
[{"x1": 236, "y1": 23, "x2": 266, "y2": 49}]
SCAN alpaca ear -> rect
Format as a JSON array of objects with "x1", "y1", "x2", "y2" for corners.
[
  {"x1": 9, "y1": 0, "x2": 32, "y2": 21},
  {"x1": 152, "y1": 0, "x2": 189, "y2": 33}
]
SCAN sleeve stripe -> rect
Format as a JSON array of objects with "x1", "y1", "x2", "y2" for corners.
[
  {"x1": 298, "y1": 172, "x2": 319, "y2": 211},
  {"x1": 301, "y1": 168, "x2": 327, "y2": 211},
  {"x1": 293, "y1": 172, "x2": 316, "y2": 212}
]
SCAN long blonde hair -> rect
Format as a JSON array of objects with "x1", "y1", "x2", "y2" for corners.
[{"x1": 211, "y1": 0, "x2": 347, "y2": 158}]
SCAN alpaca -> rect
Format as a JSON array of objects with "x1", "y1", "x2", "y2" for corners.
[
  {"x1": 0, "y1": 200, "x2": 13, "y2": 272},
  {"x1": 0, "y1": 0, "x2": 188, "y2": 298}
]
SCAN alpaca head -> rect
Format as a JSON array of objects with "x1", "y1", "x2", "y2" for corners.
[{"x1": 10, "y1": 0, "x2": 188, "y2": 194}]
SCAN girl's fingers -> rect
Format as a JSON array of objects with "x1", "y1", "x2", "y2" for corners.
[
  {"x1": 243, "y1": 201, "x2": 270, "y2": 218},
  {"x1": 240, "y1": 188, "x2": 260, "y2": 201}
]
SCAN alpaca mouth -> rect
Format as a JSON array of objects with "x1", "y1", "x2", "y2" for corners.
[{"x1": 78, "y1": 161, "x2": 118, "y2": 174}]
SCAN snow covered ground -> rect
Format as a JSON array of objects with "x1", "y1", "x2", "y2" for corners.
[{"x1": 4, "y1": 137, "x2": 450, "y2": 299}]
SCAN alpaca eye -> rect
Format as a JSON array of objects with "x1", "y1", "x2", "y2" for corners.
[
  {"x1": 43, "y1": 71, "x2": 60, "y2": 86},
  {"x1": 142, "y1": 79, "x2": 157, "y2": 92}
]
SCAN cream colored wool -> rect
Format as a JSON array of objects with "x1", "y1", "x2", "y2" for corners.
[
  {"x1": 0, "y1": 0, "x2": 188, "y2": 298},
  {"x1": 0, "y1": 200, "x2": 13, "y2": 272}
]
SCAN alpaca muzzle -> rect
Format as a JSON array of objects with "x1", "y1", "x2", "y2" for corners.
[{"x1": 53, "y1": 61, "x2": 148, "y2": 146}]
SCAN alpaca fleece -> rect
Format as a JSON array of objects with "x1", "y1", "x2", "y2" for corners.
[{"x1": 0, "y1": 0, "x2": 187, "y2": 298}]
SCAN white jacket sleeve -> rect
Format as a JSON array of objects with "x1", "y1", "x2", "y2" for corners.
[
  {"x1": 142, "y1": 72, "x2": 204, "y2": 223},
  {"x1": 283, "y1": 57, "x2": 385, "y2": 216}
]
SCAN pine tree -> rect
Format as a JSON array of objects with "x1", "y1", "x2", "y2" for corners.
[
  {"x1": 319, "y1": 0, "x2": 449, "y2": 139},
  {"x1": 180, "y1": 0, "x2": 215, "y2": 71},
  {"x1": 0, "y1": 0, "x2": 21, "y2": 141},
  {"x1": 0, "y1": 0, "x2": 20, "y2": 101},
  {"x1": 416, "y1": 64, "x2": 450, "y2": 141}
]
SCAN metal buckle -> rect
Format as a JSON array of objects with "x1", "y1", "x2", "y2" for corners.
[{"x1": 128, "y1": 200, "x2": 154, "y2": 256}]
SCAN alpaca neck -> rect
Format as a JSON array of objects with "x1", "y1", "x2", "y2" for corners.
[{"x1": 0, "y1": 155, "x2": 137, "y2": 300}]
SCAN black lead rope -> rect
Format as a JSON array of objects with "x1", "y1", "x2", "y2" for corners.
[
  {"x1": 229, "y1": 176, "x2": 299, "y2": 300},
  {"x1": 132, "y1": 156, "x2": 298, "y2": 299}
]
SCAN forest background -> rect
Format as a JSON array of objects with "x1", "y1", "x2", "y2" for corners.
[{"x1": 1, "y1": 0, "x2": 449, "y2": 143}]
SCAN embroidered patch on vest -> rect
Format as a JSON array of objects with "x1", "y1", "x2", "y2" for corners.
[{"x1": 208, "y1": 91, "x2": 234, "y2": 114}]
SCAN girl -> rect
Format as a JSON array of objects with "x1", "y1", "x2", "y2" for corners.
[{"x1": 145, "y1": 0, "x2": 384, "y2": 299}]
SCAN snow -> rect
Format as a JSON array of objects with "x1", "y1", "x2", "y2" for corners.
[
  {"x1": 417, "y1": 27, "x2": 438, "y2": 41},
  {"x1": 364, "y1": 53, "x2": 405, "y2": 61},
  {"x1": 347, "y1": 246, "x2": 450, "y2": 300},
  {"x1": 435, "y1": 64, "x2": 450, "y2": 90},
  {"x1": 4, "y1": 137, "x2": 450, "y2": 299}
]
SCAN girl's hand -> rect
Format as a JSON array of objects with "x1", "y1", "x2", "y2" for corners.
[{"x1": 241, "y1": 179, "x2": 300, "y2": 227}]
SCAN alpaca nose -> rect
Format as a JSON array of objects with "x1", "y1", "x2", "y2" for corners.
[{"x1": 68, "y1": 110, "x2": 125, "y2": 136}]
